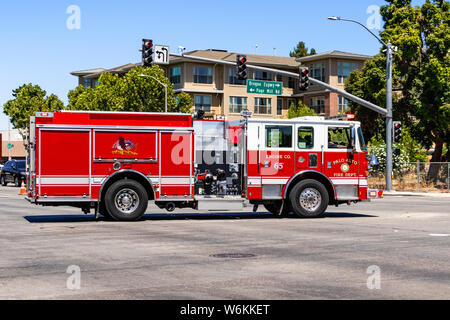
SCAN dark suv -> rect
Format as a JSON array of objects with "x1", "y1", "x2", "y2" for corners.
[{"x1": 1, "y1": 160, "x2": 26, "y2": 187}]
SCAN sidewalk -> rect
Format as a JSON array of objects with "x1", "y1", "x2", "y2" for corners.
[{"x1": 383, "y1": 190, "x2": 450, "y2": 198}]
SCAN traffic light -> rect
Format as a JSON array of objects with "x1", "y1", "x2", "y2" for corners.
[
  {"x1": 142, "y1": 39, "x2": 153, "y2": 67},
  {"x1": 236, "y1": 55, "x2": 247, "y2": 80},
  {"x1": 393, "y1": 121, "x2": 402, "y2": 143},
  {"x1": 299, "y1": 67, "x2": 309, "y2": 91}
]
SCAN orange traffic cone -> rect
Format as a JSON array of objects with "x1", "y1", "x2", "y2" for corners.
[{"x1": 19, "y1": 181, "x2": 26, "y2": 195}]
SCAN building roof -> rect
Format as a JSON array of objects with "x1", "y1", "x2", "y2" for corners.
[
  {"x1": 178, "y1": 49, "x2": 300, "y2": 69},
  {"x1": 70, "y1": 49, "x2": 302, "y2": 79},
  {"x1": 296, "y1": 50, "x2": 373, "y2": 63},
  {"x1": 70, "y1": 68, "x2": 107, "y2": 76},
  {"x1": 70, "y1": 49, "x2": 371, "y2": 79}
]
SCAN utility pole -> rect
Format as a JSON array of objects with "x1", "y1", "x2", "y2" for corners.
[{"x1": 328, "y1": 16, "x2": 394, "y2": 190}]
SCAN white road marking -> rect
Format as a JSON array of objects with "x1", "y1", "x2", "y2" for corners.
[{"x1": 429, "y1": 234, "x2": 449, "y2": 237}]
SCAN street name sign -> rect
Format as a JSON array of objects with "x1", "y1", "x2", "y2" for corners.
[{"x1": 246, "y1": 80, "x2": 282, "y2": 95}]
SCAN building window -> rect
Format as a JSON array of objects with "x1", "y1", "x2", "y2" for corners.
[
  {"x1": 229, "y1": 96, "x2": 247, "y2": 113},
  {"x1": 170, "y1": 66, "x2": 181, "y2": 84},
  {"x1": 193, "y1": 66, "x2": 212, "y2": 84},
  {"x1": 83, "y1": 78, "x2": 91, "y2": 88},
  {"x1": 298, "y1": 127, "x2": 314, "y2": 149},
  {"x1": 288, "y1": 77, "x2": 296, "y2": 89},
  {"x1": 194, "y1": 95, "x2": 211, "y2": 112},
  {"x1": 338, "y1": 95, "x2": 350, "y2": 114},
  {"x1": 228, "y1": 68, "x2": 246, "y2": 85},
  {"x1": 276, "y1": 74, "x2": 283, "y2": 82},
  {"x1": 277, "y1": 99, "x2": 283, "y2": 115},
  {"x1": 254, "y1": 70, "x2": 272, "y2": 81},
  {"x1": 265, "y1": 125, "x2": 292, "y2": 148},
  {"x1": 254, "y1": 97, "x2": 272, "y2": 114},
  {"x1": 337, "y1": 61, "x2": 357, "y2": 84},
  {"x1": 310, "y1": 63, "x2": 325, "y2": 83},
  {"x1": 310, "y1": 97, "x2": 325, "y2": 114}
]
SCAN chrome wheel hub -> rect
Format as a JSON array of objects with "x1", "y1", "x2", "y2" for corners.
[
  {"x1": 299, "y1": 188, "x2": 321, "y2": 212},
  {"x1": 115, "y1": 188, "x2": 139, "y2": 214}
]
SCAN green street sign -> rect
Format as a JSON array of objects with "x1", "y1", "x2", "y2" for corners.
[
  {"x1": 246, "y1": 80, "x2": 282, "y2": 95},
  {"x1": 7, "y1": 143, "x2": 13, "y2": 149}
]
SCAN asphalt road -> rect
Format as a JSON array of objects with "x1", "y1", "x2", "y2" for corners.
[{"x1": 0, "y1": 185, "x2": 448, "y2": 300}]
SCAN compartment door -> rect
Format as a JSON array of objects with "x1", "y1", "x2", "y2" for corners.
[
  {"x1": 159, "y1": 131, "x2": 193, "y2": 198},
  {"x1": 38, "y1": 130, "x2": 91, "y2": 197}
]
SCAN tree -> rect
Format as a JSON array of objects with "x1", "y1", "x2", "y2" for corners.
[
  {"x1": 288, "y1": 100, "x2": 317, "y2": 118},
  {"x1": 3, "y1": 84, "x2": 64, "y2": 135},
  {"x1": 175, "y1": 92, "x2": 193, "y2": 112},
  {"x1": 346, "y1": 0, "x2": 449, "y2": 182},
  {"x1": 289, "y1": 41, "x2": 316, "y2": 58},
  {"x1": 67, "y1": 65, "x2": 186, "y2": 112}
]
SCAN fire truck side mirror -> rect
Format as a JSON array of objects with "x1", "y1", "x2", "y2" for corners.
[{"x1": 195, "y1": 110, "x2": 205, "y2": 119}]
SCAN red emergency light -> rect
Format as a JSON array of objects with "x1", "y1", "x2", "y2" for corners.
[{"x1": 346, "y1": 113, "x2": 355, "y2": 120}]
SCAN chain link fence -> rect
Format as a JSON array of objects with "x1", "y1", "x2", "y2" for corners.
[{"x1": 368, "y1": 162, "x2": 450, "y2": 192}]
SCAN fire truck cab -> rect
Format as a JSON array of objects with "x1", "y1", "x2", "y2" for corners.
[{"x1": 26, "y1": 111, "x2": 381, "y2": 221}]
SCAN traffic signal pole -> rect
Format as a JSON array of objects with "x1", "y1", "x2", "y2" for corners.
[
  {"x1": 171, "y1": 53, "x2": 388, "y2": 115},
  {"x1": 385, "y1": 42, "x2": 393, "y2": 191}
]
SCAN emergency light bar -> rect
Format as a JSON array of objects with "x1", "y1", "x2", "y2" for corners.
[
  {"x1": 325, "y1": 113, "x2": 355, "y2": 121},
  {"x1": 35, "y1": 112, "x2": 54, "y2": 117}
]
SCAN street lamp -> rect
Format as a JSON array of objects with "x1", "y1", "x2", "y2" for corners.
[
  {"x1": 137, "y1": 74, "x2": 168, "y2": 113},
  {"x1": 328, "y1": 16, "x2": 394, "y2": 191}
]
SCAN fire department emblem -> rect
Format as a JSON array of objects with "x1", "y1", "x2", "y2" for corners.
[
  {"x1": 112, "y1": 136, "x2": 138, "y2": 155},
  {"x1": 340, "y1": 163, "x2": 350, "y2": 173}
]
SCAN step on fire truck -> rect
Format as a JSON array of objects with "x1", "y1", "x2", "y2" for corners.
[{"x1": 25, "y1": 110, "x2": 383, "y2": 221}]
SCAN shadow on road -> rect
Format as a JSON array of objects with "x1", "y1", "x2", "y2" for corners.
[{"x1": 24, "y1": 211, "x2": 376, "y2": 223}]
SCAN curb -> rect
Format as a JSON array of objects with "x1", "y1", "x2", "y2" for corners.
[{"x1": 383, "y1": 191, "x2": 450, "y2": 198}]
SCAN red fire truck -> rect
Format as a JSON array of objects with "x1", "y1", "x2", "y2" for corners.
[{"x1": 25, "y1": 110, "x2": 382, "y2": 221}]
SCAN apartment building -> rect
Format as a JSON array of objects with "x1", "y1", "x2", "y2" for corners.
[
  {"x1": 71, "y1": 49, "x2": 371, "y2": 119},
  {"x1": 295, "y1": 50, "x2": 372, "y2": 115}
]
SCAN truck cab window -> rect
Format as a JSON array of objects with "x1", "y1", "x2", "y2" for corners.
[
  {"x1": 298, "y1": 127, "x2": 314, "y2": 149},
  {"x1": 328, "y1": 127, "x2": 353, "y2": 149},
  {"x1": 357, "y1": 127, "x2": 367, "y2": 152},
  {"x1": 265, "y1": 125, "x2": 292, "y2": 148}
]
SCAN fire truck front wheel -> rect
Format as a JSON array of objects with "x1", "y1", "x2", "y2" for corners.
[
  {"x1": 104, "y1": 179, "x2": 148, "y2": 221},
  {"x1": 289, "y1": 179, "x2": 329, "y2": 218}
]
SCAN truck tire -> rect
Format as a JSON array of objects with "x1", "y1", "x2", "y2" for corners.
[
  {"x1": 14, "y1": 176, "x2": 20, "y2": 187},
  {"x1": 289, "y1": 179, "x2": 328, "y2": 218},
  {"x1": 1, "y1": 175, "x2": 6, "y2": 186},
  {"x1": 104, "y1": 179, "x2": 148, "y2": 221},
  {"x1": 98, "y1": 201, "x2": 113, "y2": 220},
  {"x1": 263, "y1": 201, "x2": 289, "y2": 216}
]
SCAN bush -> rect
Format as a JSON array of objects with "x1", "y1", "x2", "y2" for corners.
[{"x1": 368, "y1": 142, "x2": 413, "y2": 177}]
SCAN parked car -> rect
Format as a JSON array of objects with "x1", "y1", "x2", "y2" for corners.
[{"x1": 0, "y1": 160, "x2": 26, "y2": 187}]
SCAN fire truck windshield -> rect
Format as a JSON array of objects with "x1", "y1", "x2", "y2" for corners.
[{"x1": 357, "y1": 127, "x2": 367, "y2": 152}]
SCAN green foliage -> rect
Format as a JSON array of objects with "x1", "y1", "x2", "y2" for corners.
[
  {"x1": 67, "y1": 65, "x2": 179, "y2": 112},
  {"x1": 346, "y1": 0, "x2": 449, "y2": 171},
  {"x1": 3, "y1": 83, "x2": 64, "y2": 131},
  {"x1": 287, "y1": 100, "x2": 317, "y2": 118},
  {"x1": 368, "y1": 139, "x2": 413, "y2": 176},
  {"x1": 289, "y1": 41, "x2": 316, "y2": 58},
  {"x1": 175, "y1": 91, "x2": 193, "y2": 113}
]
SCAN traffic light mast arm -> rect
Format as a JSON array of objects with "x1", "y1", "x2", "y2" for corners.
[{"x1": 171, "y1": 53, "x2": 388, "y2": 116}]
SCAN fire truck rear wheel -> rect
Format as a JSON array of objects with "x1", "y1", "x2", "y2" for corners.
[
  {"x1": 289, "y1": 179, "x2": 328, "y2": 218},
  {"x1": 104, "y1": 179, "x2": 148, "y2": 221}
]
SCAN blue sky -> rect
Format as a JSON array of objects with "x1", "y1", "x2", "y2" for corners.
[{"x1": 0, "y1": 0, "x2": 424, "y2": 130}]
